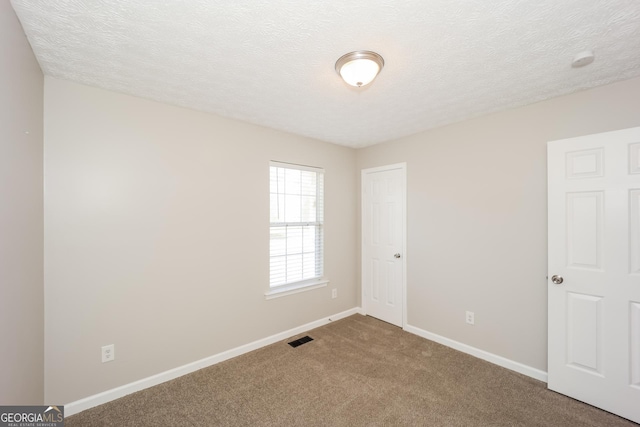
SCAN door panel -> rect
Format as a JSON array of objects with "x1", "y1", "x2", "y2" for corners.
[
  {"x1": 548, "y1": 127, "x2": 640, "y2": 423},
  {"x1": 566, "y1": 292, "x2": 603, "y2": 374},
  {"x1": 371, "y1": 259, "x2": 379, "y2": 301},
  {"x1": 632, "y1": 302, "x2": 640, "y2": 388},
  {"x1": 566, "y1": 192, "x2": 603, "y2": 270},
  {"x1": 565, "y1": 148, "x2": 603, "y2": 178},
  {"x1": 362, "y1": 164, "x2": 405, "y2": 327},
  {"x1": 631, "y1": 190, "x2": 640, "y2": 274},
  {"x1": 630, "y1": 143, "x2": 640, "y2": 173}
]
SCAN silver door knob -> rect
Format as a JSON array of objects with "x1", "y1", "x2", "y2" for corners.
[
  {"x1": 394, "y1": 253, "x2": 401, "y2": 258},
  {"x1": 551, "y1": 275, "x2": 563, "y2": 285}
]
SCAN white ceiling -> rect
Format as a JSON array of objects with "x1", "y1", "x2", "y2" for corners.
[{"x1": 10, "y1": 0, "x2": 640, "y2": 148}]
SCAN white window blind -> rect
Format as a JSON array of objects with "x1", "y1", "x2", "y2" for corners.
[{"x1": 269, "y1": 162, "x2": 324, "y2": 288}]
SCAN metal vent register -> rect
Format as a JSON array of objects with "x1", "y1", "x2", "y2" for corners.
[{"x1": 288, "y1": 336, "x2": 313, "y2": 348}]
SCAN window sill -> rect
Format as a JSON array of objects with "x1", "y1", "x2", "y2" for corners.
[{"x1": 264, "y1": 279, "x2": 329, "y2": 300}]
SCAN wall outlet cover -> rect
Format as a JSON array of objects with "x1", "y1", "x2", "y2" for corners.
[
  {"x1": 102, "y1": 344, "x2": 115, "y2": 363},
  {"x1": 465, "y1": 311, "x2": 475, "y2": 325}
]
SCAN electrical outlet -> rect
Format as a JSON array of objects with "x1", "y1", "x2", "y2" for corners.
[
  {"x1": 331, "y1": 289, "x2": 338, "y2": 299},
  {"x1": 465, "y1": 311, "x2": 475, "y2": 325},
  {"x1": 101, "y1": 344, "x2": 115, "y2": 363}
]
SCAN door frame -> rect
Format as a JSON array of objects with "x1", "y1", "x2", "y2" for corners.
[{"x1": 361, "y1": 162, "x2": 407, "y2": 328}]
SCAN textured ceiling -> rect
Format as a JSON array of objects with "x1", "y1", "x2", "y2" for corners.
[{"x1": 10, "y1": 0, "x2": 640, "y2": 148}]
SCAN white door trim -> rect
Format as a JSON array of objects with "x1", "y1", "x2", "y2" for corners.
[{"x1": 361, "y1": 162, "x2": 407, "y2": 328}]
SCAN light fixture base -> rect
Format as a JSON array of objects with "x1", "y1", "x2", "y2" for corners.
[{"x1": 335, "y1": 51, "x2": 384, "y2": 87}]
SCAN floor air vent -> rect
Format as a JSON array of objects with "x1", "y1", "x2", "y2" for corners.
[{"x1": 288, "y1": 336, "x2": 313, "y2": 348}]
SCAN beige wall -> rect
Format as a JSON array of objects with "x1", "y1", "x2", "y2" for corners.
[
  {"x1": 36, "y1": 46, "x2": 640, "y2": 403},
  {"x1": 43, "y1": 77, "x2": 358, "y2": 404},
  {"x1": 0, "y1": 2, "x2": 44, "y2": 405},
  {"x1": 357, "y1": 76, "x2": 640, "y2": 371}
]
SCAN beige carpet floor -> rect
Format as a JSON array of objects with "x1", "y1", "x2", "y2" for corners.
[{"x1": 66, "y1": 314, "x2": 637, "y2": 426}]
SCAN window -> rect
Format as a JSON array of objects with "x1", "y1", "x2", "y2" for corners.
[{"x1": 269, "y1": 162, "x2": 324, "y2": 291}]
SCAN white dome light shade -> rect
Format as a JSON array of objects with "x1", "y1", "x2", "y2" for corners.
[{"x1": 335, "y1": 51, "x2": 384, "y2": 87}]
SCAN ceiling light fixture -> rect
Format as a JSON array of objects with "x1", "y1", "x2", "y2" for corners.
[{"x1": 335, "y1": 51, "x2": 384, "y2": 87}]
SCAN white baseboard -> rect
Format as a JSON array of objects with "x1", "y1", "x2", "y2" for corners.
[
  {"x1": 403, "y1": 324, "x2": 548, "y2": 383},
  {"x1": 65, "y1": 307, "x2": 364, "y2": 416}
]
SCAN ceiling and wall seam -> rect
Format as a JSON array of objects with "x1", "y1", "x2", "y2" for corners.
[{"x1": 9, "y1": 0, "x2": 640, "y2": 148}]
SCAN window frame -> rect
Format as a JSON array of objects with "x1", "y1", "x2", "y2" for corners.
[{"x1": 266, "y1": 161, "x2": 328, "y2": 299}]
